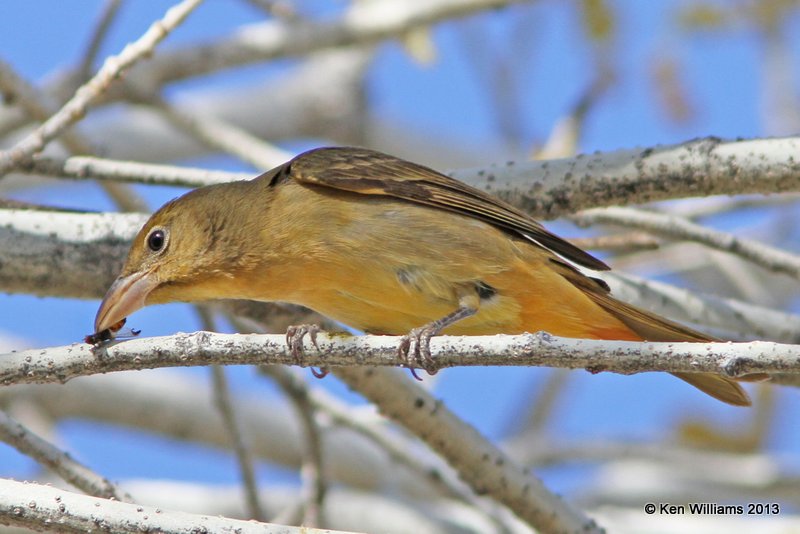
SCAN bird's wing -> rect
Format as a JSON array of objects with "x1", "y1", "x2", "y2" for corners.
[{"x1": 278, "y1": 146, "x2": 609, "y2": 271}]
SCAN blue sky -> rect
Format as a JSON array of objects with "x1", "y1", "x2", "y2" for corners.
[{"x1": 1, "y1": 0, "x2": 798, "y2": 507}]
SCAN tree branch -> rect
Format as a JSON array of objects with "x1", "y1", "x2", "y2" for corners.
[
  {"x1": 145, "y1": 95, "x2": 294, "y2": 170},
  {"x1": 604, "y1": 272, "x2": 800, "y2": 343},
  {"x1": 0, "y1": 0, "x2": 203, "y2": 176},
  {"x1": 0, "y1": 49, "x2": 148, "y2": 212},
  {"x1": 75, "y1": 0, "x2": 124, "y2": 85},
  {"x1": 1, "y1": 331, "x2": 795, "y2": 387},
  {"x1": 14, "y1": 136, "x2": 800, "y2": 218},
  {"x1": 451, "y1": 136, "x2": 800, "y2": 217},
  {"x1": 0, "y1": 371, "x2": 465, "y2": 502},
  {"x1": 20, "y1": 155, "x2": 251, "y2": 188},
  {"x1": 332, "y1": 367, "x2": 601, "y2": 532},
  {"x1": 0, "y1": 478, "x2": 346, "y2": 534},
  {"x1": 0, "y1": 411, "x2": 133, "y2": 502},
  {"x1": 576, "y1": 206, "x2": 800, "y2": 279},
  {"x1": 259, "y1": 367, "x2": 327, "y2": 527},
  {"x1": 198, "y1": 309, "x2": 266, "y2": 522},
  {"x1": 0, "y1": 210, "x2": 144, "y2": 299},
  {"x1": 209, "y1": 368, "x2": 266, "y2": 520},
  {"x1": 122, "y1": 0, "x2": 534, "y2": 88}
]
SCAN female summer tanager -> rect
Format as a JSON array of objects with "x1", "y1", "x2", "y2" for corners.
[{"x1": 92, "y1": 147, "x2": 749, "y2": 406}]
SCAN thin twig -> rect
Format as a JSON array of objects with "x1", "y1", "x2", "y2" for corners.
[
  {"x1": 243, "y1": 0, "x2": 299, "y2": 21},
  {"x1": 0, "y1": 410, "x2": 134, "y2": 502},
  {"x1": 226, "y1": 303, "x2": 327, "y2": 527},
  {"x1": 0, "y1": 372, "x2": 457, "y2": 502},
  {"x1": 0, "y1": 0, "x2": 204, "y2": 176},
  {"x1": 121, "y1": 0, "x2": 536, "y2": 88},
  {"x1": 21, "y1": 155, "x2": 251, "y2": 187},
  {"x1": 455, "y1": 19, "x2": 524, "y2": 151},
  {"x1": 77, "y1": 0, "x2": 125, "y2": 84},
  {"x1": 0, "y1": 58, "x2": 147, "y2": 212},
  {"x1": 505, "y1": 369, "x2": 572, "y2": 438},
  {"x1": 569, "y1": 232, "x2": 661, "y2": 252},
  {"x1": 231, "y1": 312, "x2": 517, "y2": 530},
  {"x1": 332, "y1": 367, "x2": 601, "y2": 532},
  {"x1": 258, "y1": 367, "x2": 327, "y2": 527},
  {"x1": 145, "y1": 95, "x2": 293, "y2": 170},
  {"x1": 576, "y1": 206, "x2": 800, "y2": 279},
  {"x1": 533, "y1": 69, "x2": 612, "y2": 159},
  {"x1": 210, "y1": 365, "x2": 267, "y2": 521},
  {"x1": 197, "y1": 308, "x2": 266, "y2": 522},
  {"x1": 0, "y1": 59, "x2": 61, "y2": 130},
  {"x1": 604, "y1": 271, "x2": 800, "y2": 344}
]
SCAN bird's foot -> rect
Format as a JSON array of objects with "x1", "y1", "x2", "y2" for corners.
[
  {"x1": 398, "y1": 324, "x2": 439, "y2": 381},
  {"x1": 397, "y1": 306, "x2": 477, "y2": 380},
  {"x1": 285, "y1": 324, "x2": 328, "y2": 378}
]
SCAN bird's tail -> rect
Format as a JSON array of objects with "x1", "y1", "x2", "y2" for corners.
[{"x1": 583, "y1": 288, "x2": 751, "y2": 406}]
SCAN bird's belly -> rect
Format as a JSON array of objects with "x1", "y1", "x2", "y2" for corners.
[
  {"x1": 270, "y1": 258, "x2": 521, "y2": 335},
  {"x1": 285, "y1": 266, "x2": 449, "y2": 334},
  {"x1": 274, "y1": 255, "x2": 636, "y2": 340}
]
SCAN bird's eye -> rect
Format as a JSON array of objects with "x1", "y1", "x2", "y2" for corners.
[{"x1": 147, "y1": 229, "x2": 166, "y2": 252}]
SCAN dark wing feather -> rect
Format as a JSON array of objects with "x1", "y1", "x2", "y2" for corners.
[
  {"x1": 283, "y1": 147, "x2": 609, "y2": 271},
  {"x1": 547, "y1": 259, "x2": 750, "y2": 406}
]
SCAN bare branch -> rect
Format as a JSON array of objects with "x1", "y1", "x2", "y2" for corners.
[
  {"x1": 0, "y1": 52, "x2": 148, "y2": 212},
  {"x1": 2, "y1": 331, "x2": 793, "y2": 388},
  {"x1": 577, "y1": 206, "x2": 800, "y2": 279},
  {"x1": 0, "y1": 210, "x2": 144, "y2": 298},
  {"x1": 0, "y1": 478, "x2": 345, "y2": 534},
  {"x1": 198, "y1": 308, "x2": 266, "y2": 522},
  {"x1": 605, "y1": 272, "x2": 800, "y2": 343},
  {"x1": 83, "y1": 49, "x2": 372, "y2": 162},
  {"x1": 21, "y1": 155, "x2": 251, "y2": 188},
  {"x1": 104, "y1": 479, "x2": 513, "y2": 533},
  {"x1": 146, "y1": 95, "x2": 294, "y2": 170},
  {"x1": 76, "y1": 0, "x2": 125, "y2": 84},
  {"x1": 232, "y1": 307, "x2": 514, "y2": 528},
  {"x1": 243, "y1": 0, "x2": 299, "y2": 21},
  {"x1": 332, "y1": 367, "x2": 601, "y2": 532},
  {"x1": 0, "y1": 410, "x2": 134, "y2": 502},
  {"x1": 452, "y1": 136, "x2": 800, "y2": 217},
  {"x1": 508, "y1": 369, "x2": 572, "y2": 437},
  {"x1": 0, "y1": 59, "x2": 63, "y2": 134},
  {"x1": 210, "y1": 366, "x2": 267, "y2": 521},
  {"x1": 12, "y1": 136, "x2": 800, "y2": 220},
  {"x1": 0, "y1": 0, "x2": 203, "y2": 176},
  {"x1": 568, "y1": 232, "x2": 661, "y2": 252},
  {"x1": 0, "y1": 372, "x2": 458, "y2": 501},
  {"x1": 259, "y1": 367, "x2": 327, "y2": 527},
  {"x1": 126, "y1": 0, "x2": 535, "y2": 88}
]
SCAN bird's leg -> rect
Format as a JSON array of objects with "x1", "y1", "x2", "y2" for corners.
[
  {"x1": 399, "y1": 305, "x2": 477, "y2": 378},
  {"x1": 285, "y1": 324, "x2": 328, "y2": 378}
]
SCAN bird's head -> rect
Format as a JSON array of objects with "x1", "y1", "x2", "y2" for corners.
[{"x1": 94, "y1": 182, "x2": 262, "y2": 334}]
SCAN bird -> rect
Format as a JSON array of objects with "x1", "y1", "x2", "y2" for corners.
[{"x1": 92, "y1": 146, "x2": 750, "y2": 406}]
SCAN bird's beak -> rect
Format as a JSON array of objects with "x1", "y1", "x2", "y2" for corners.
[{"x1": 94, "y1": 271, "x2": 158, "y2": 333}]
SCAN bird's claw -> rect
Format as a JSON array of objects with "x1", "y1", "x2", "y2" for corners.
[
  {"x1": 398, "y1": 325, "x2": 439, "y2": 380},
  {"x1": 285, "y1": 324, "x2": 328, "y2": 378}
]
